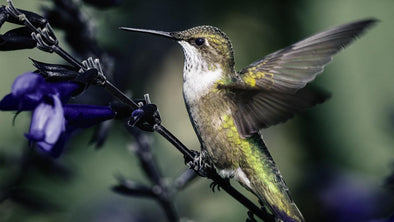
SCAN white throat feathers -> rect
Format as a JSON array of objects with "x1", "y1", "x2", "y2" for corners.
[{"x1": 179, "y1": 40, "x2": 222, "y2": 103}]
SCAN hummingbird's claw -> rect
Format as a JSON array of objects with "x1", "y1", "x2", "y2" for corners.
[
  {"x1": 186, "y1": 150, "x2": 204, "y2": 176},
  {"x1": 186, "y1": 150, "x2": 212, "y2": 177},
  {"x1": 209, "y1": 177, "x2": 230, "y2": 192},
  {"x1": 209, "y1": 181, "x2": 221, "y2": 192}
]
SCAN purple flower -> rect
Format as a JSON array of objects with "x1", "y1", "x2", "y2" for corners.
[
  {"x1": 0, "y1": 72, "x2": 115, "y2": 157},
  {"x1": 0, "y1": 72, "x2": 78, "y2": 111}
]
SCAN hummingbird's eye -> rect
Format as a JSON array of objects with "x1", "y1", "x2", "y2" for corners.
[{"x1": 195, "y1": 38, "x2": 205, "y2": 46}]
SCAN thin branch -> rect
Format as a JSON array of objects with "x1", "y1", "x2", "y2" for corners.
[
  {"x1": 173, "y1": 169, "x2": 198, "y2": 191},
  {"x1": 127, "y1": 127, "x2": 179, "y2": 221},
  {"x1": 154, "y1": 124, "x2": 196, "y2": 162}
]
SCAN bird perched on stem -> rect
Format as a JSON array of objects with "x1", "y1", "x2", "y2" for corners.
[{"x1": 120, "y1": 19, "x2": 376, "y2": 221}]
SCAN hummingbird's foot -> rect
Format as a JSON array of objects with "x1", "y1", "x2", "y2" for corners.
[
  {"x1": 186, "y1": 150, "x2": 212, "y2": 177},
  {"x1": 209, "y1": 177, "x2": 230, "y2": 192}
]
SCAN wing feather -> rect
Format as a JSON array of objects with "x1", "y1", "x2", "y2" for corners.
[
  {"x1": 228, "y1": 18, "x2": 376, "y2": 138},
  {"x1": 231, "y1": 87, "x2": 329, "y2": 138},
  {"x1": 239, "y1": 19, "x2": 377, "y2": 92}
]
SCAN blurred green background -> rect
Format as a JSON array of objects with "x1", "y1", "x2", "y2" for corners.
[{"x1": 0, "y1": 0, "x2": 393, "y2": 221}]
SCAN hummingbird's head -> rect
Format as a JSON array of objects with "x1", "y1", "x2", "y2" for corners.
[
  {"x1": 119, "y1": 25, "x2": 235, "y2": 73},
  {"x1": 173, "y1": 26, "x2": 235, "y2": 72}
]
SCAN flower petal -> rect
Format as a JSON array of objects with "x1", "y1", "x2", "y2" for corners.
[
  {"x1": 47, "y1": 132, "x2": 71, "y2": 158},
  {"x1": 11, "y1": 72, "x2": 43, "y2": 97},
  {"x1": 0, "y1": 93, "x2": 39, "y2": 111},
  {"x1": 27, "y1": 95, "x2": 65, "y2": 151},
  {"x1": 2, "y1": 72, "x2": 82, "y2": 112},
  {"x1": 37, "y1": 140, "x2": 53, "y2": 152},
  {"x1": 63, "y1": 104, "x2": 114, "y2": 129},
  {"x1": 44, "y1": 95, "x2": 65, "y2": 144},
  {"x1": 28, "y1": 102, "x2": 54, "y2": 141},
  {"x1": 48, "y1": 82, "x2": 81, "y2": 101}
]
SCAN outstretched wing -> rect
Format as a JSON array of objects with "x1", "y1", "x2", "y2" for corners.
[
  {"x1": 239, "y1": 19, "x2": 376, "y2": 92},
  {"x1": 231, "y1": 86, "x2": 329, "y2": 138},
  {"x1": 230, "y1": 19, "x2": 376, "y2": 138}
]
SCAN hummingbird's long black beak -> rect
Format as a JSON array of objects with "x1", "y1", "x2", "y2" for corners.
[{"x1": 119, "y1": 27, "x2": 179, "y2": 40}]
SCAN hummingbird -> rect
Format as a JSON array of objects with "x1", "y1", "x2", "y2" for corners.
[{"x1": 120, "y1": 19, "x2": 376, "y2": 221}]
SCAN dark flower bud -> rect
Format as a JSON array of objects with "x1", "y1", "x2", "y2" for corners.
[
  {"x1": 0, "y1": 27, "x2": 36, "y2": 51},
  {"x1": 74, "y1": 69, "x2": 99, "y2": 86},
  {"x1": 0, "y1": 7, "x2": 7, "y2": 28},
  {"x1": 82, "y1": 0, "x2": 122, "y2": 8},
  {"x1": 31, "y1": 59, "x2": 79, "y2": 81},
  {"x1": 129, "y1": 104, "x2": 160, "y2": 132},
  {"x1": 5, "y1": 7, "x2": 47, "y2": 27},
  {"x1": 140, "y1": 104, "x2": 159, "y2": 125}
]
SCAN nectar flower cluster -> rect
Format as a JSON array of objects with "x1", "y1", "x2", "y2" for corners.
[{"x1": 0, "y1": 72, "x2": 115, "y2": 157}]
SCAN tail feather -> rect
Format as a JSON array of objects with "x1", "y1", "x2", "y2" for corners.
[{"x1": 236, "y1": 135, "x2": 305, "y2": 222}]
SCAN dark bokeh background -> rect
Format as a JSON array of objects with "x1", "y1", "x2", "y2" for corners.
[{"x1": 0, "y1": 0, "x2": 393, "y2": 221}]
